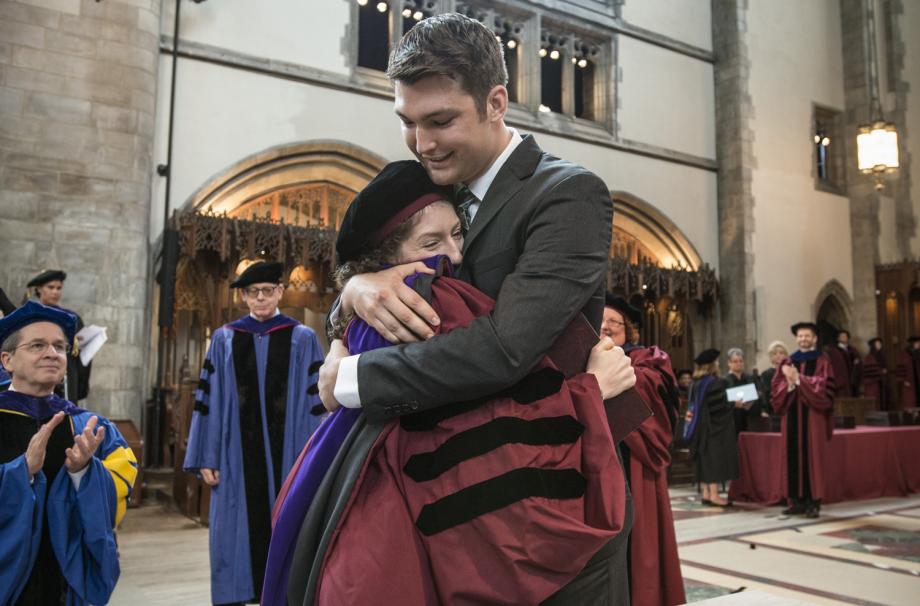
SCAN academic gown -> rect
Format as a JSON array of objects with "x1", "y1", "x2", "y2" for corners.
[
  {"x1": 825, "y1": 345, "x2": 852, "y2": 398},
  {"x1": 621, "y1": 345, "x2": 685, "y2": 606},
  {"x1": 687, "y1": 376, "x2": 738, "y2": 483},
  {"x1": 268, "y1": 257, "x2": 627, "y2": 606},
  {"x1": 725, "y1": 371, "x2": 764, "y2": 435},
  {"x1": 771, "y1": 351, "x2": 834, "y2": 503},
  {"x1": 44, "y1": 306, "x2": 91, "y2": 403},
  {"x1": 895, "y1": 348, "x2": 920, "y2": 410},
  {"x1": 862, "y1": 351, "x2": 889, "y2": 409},
  {"x1": 0, "y1": 390, "x2": 137, "y2": 606},
  {"x1": 183, "y1": 313, "x2": 325, "y2": 605}
]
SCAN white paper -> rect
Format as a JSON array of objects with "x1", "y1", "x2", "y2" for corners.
[
  {"x1": 725, "y1": 382, "x2": 759, "y2": 403},
  {"x1": 76, "y1": 325, "x2": 107, "y2": 365}
]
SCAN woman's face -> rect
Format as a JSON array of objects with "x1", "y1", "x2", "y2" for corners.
[{"x1": 397, "y1": 201, "x2": 463, "y2": 266}]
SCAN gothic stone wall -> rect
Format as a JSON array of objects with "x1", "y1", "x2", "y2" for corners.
[{"x1": 0, "y1": 0, "x2": 160, "y2": 422}]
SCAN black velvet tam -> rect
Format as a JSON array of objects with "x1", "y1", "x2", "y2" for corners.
[
  {"x1": 694, "y1": 348, "x2": 720, "y2": 365},
  {"x1": 336, "y1": 160, "x2": 453, "y2": 264},
  {"x1": 790, "y1": 322, "x2": 819, "y2": 336},
  {"x1": 27, "y1": 269, "x2": 66, "y2": 287},
  {"x1": 0, "y1": 300, "x2": 77, "y2": 344},
  {"x1": 230, "y1": 261, "x2": 284, "y2": 288},
  {"x1": 604, "y1": 294, "x2": 643, "y2": 329}
]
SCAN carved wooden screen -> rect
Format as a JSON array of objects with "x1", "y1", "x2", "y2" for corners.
[{"x1": 229, "y1": 182, "x2": 354, "y2": 230}]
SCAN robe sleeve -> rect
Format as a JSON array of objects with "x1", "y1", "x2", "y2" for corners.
[
  {"x1": 623, "y1": 348, "x2": 676, "y2": 472},
  {"x1": 797, "y1": 356, "x2": 835, "y2": 412},
  {"x1": 771, "y1": 359, "x2": 794, "y2": 414},
  {"x1": 47, "y1": 455, "x2": 120, "y2": 606},
  {"x1": 184, "y1": 331, "x2": 226, "y2": 474},
  {"x1": 0, "y1": 456, "x2": 46, "y2": 605},
  {"x1": 895, "y1": 351, "x2": 911, "y2": 386}
]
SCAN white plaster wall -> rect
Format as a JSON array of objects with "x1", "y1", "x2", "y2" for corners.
[
  {"x1": 161, "y1": 0, "x2": 350, "y2": 75},
  {"x1": 620, "y1": 0, "x2": 712, "y2": 51},
  {"x1": 149, "y1": 58, "x2": 720, "y2": 268},
  {"x1": 748, "y1": 0, "x2": 853, "y2": 369},
  {"x1": 617, "y1": 36, "x2": 716, "y2": 159},
  {"x1": 904, "y1": 0, "x2": 920, "y2": 255}
]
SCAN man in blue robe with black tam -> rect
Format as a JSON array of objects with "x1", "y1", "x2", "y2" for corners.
[
  {"x1": 0, "y1": 301, "x2": 137, "y2": 606},
  {"x1": 183, "y1": 261, "x2": 325, "y2": 606}
]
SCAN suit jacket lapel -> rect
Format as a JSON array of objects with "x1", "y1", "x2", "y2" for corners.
[{"x1": 462, "y1": 135, "x2": 543, "y2": 253}]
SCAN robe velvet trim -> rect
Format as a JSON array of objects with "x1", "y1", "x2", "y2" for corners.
[
  {"x1": 771, "y1": 353, "x2": 835, "y2": 502},
  {"x1": 622, "y1": 346, "x2": 685, "y2": 606},
  {"x1": 183, "y1": 317, "x2": 325, "y2": 605},
  {"x1": 265, "y1": 263, "x2": 627, "y2": 606},
  {"x1": 0, "y1": 395, "x2": 136, "y2": 606}
]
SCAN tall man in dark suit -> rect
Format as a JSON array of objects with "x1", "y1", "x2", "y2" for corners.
[{"x1": 318, "y1": 12, "x2": 636, "y2": 604}]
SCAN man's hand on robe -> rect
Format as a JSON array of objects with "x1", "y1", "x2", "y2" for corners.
[
  {"x1": 26, "y1": 411, "x2": 65, "y2": 477},
  {"x1": 341, "y1": 263, "x2": 439, "y2": 343},
  {"x1": 201, "y1": 468, "x2": 220, "y2": 486},
  {"x1": 319, "y1": 339, "x2": 349, "y2": 413},
  {"x1": 587, "y1": 337, "x2": 636, "y2": 399},
  {"x1": 64, "y1": 415, "x2": 105, "y2": 473}
]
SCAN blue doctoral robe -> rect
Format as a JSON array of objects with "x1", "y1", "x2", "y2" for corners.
[
  {"x1": 0, "y1": 391, "x2": 137, "y2": 606},
  {"x1": 183, "y1": 313, "x2": 325, "y2": 605}
]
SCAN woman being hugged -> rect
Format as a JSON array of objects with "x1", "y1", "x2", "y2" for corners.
[{"x1": 263, "y1": 161, "x2": 629, "y2": 606}]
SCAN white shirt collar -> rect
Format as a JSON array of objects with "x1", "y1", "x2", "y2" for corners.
[
  {"x1": 250, "y1": 308, "x2": 281, "y2": 321},
  {"x1": 466, "y1": 128, "x2": 523, "y2": 202}
]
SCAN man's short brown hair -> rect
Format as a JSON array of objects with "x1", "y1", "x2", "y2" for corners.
[{"x1": 386, "y1": 13, "x2": 508, "y2": 116}]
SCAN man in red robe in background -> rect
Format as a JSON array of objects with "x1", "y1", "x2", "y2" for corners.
[
  {"x1": 772, "y1": 322, "x2": 835, "y2": 519},
  {"x1": 863, "y1": 337, "x2": 890, "y2": 409},
  {"x1": 895, "y1": 336, "x2": 920, "y2": 410},
  {"x1": 601, "y1": 295, "x2": 685, "y2": 606},
  {"x1": 836, "y1": 330, "x2": 862, "y2": 397}
]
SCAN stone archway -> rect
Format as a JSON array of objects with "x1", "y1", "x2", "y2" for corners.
[
  {"x1": 813, "y1": 280, "x2": 854, "y2": 331},
  {"x1": 611, "y1": 191, "x2": 703, "y2": 270}
]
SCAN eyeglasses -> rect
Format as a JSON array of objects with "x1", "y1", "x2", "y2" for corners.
[
  {"x1": 16, "y1": 340, "x2": 70, "y2": 356},
  {"x1": 605, "y1": 319, "x2": 626, "y2": 328},
  {"x1": 242, "y1": 286, "x2": 280, "y2": 298}
]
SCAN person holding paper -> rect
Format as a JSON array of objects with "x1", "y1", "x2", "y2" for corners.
[
  {"x1": 725, "y1": 347, "x2": 766, "y2": 436},
  {"x1": 27, "y1": 270, "x2": 92, "y2": 402},
  {"x1": 0, "y1": 301, "x2": 137, "y2": 605}
]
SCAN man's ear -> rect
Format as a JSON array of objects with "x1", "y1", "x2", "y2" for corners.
[
  {"x1": 485, "y1": 85, "x2": 508, "y2": 124},
  {"x1": 1, "y1": 352, "x2": 11, "y2": 372}
]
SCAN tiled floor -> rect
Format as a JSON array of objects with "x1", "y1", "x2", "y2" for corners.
[
  {"x1": 110, "y1": 489, "x2": 920, "y2": 605},
  {"x1": 674, "y1": 487, "x2": 920, "y2": 605}
]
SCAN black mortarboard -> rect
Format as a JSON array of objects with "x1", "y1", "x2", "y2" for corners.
[
  {"x1": 908, "y1": 336, "x2": 920, "y2": 344},
  {"x1": 230, "y1": 261, "x2": 284, "y2": 289},
  {"x1": 694, "y1": 348, "x2": 720, "y2": 365},
  {"x1": 604, "y1": 293, "x2": 643, "y2": 329},
  {"x1": 336, "y1": 161, "x2": 453, "y2": 264},
  {"x1": 0, "y1": 300, "x2": 77, "y2": 345},
  {"x1": 27, "y1": 269, "x2": 66, "y2": 288},
  {"x1": 790, "y1": 322, "x2": 819, "y2": 336}
]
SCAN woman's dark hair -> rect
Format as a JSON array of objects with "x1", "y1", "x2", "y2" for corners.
[{"x1": 386, "y1": 13, "x2": 508, "y2": 117}]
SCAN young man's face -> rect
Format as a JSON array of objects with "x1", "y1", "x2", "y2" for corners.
[
  {"x1": 678, "y1": 373, "x2": 693, "y2": 390},
  {"x1": 838, "y1": 331, "x2": 849, "y2": 345},
  {"x1": 0, "y1": 322, "x2": 68, "y2": 393},
  {"x1": 796, "y1": 328, "x2": 818, "y2": 351},
  {"x1": 394, "y1": 75, "x2": 506, "y2": 186}
]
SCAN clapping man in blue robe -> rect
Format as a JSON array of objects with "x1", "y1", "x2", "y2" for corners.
[
  {"x1": 183, "y1": 261, "x2": 325, "y2": 606},
  {"x1": 0, "y1": 301, "x2": 137, "y2": 606}
]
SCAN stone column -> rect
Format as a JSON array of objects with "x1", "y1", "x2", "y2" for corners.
[
  {"x1": 838, "y1": 0, "x2": 914, "y2": 339},
  {"x1": 0, "y1": 0, "x2": 160, "y2": 422},
  {"x1": 711, "y1": 0, "x2": 757, "y2": 358}
]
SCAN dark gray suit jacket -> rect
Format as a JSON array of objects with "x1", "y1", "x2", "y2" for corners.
[{"x1": 358, "y1": 135, "x2": 613, "y2": 421}]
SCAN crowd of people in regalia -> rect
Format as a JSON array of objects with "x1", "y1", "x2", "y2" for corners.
[{"x1": 5, "y1": 11, "x2": 920, "y2": 606}]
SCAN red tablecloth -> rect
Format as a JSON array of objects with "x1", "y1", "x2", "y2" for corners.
[{"x1": 729, "y1": 426, "x2": 920, "y2": 505}]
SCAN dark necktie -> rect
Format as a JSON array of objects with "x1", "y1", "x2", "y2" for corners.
[{"x1": 454, "y1": 185, "x2": 479, "y2": 233}]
